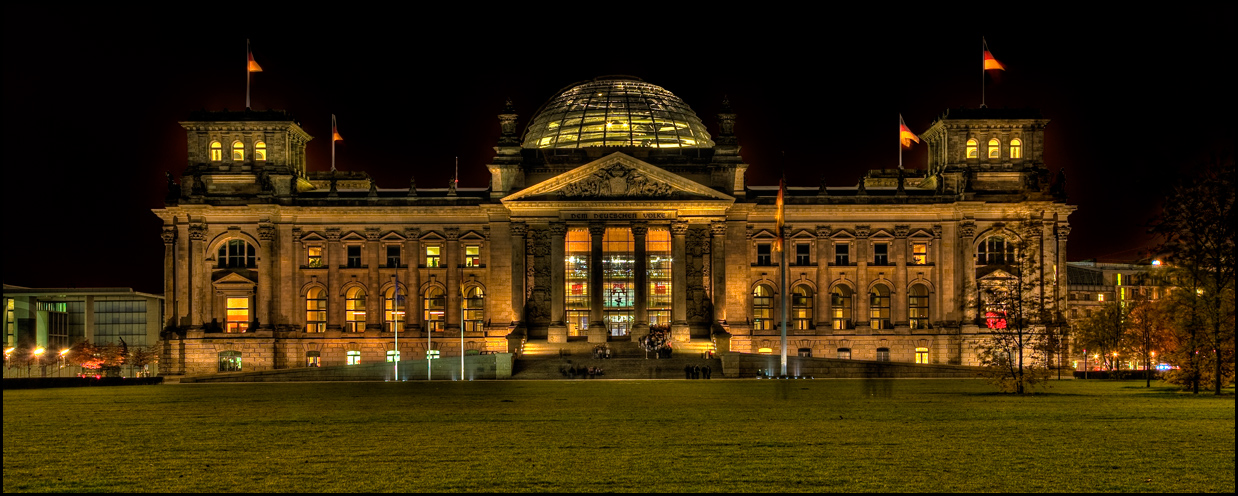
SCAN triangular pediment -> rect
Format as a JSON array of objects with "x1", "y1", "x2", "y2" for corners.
[
  {"x1": 502, "y1": 152, "x2": 734, "y2": 203},
  {"x1": 212, "y1": 271, "x2": 256, "y2": 285}
]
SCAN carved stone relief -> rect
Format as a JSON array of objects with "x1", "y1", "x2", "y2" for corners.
[{"x1": 560, "y1": 164, "x2": 674, "y2": 198}]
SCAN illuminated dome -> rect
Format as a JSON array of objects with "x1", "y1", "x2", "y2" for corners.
[{"x1": 522, "y1": 76, "x2": 714, "y2": 149}]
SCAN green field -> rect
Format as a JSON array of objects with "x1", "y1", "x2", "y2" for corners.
[{"x1": 3, "y1": 379, "x2": 1234, "y2": 493}]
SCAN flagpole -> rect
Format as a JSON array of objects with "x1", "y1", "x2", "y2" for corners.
[
  {"x1": 898, "y1": 113, "x2": 903, "y2": 170},
  {"x1": 246, "y1": 39, "x2": 251, "y2": 110},
  {"x1": 394, "y1": 272, "x2": 400, "y2": 381},
  {"x1": 331, "y1": 115, "x2": 337, "y2": 172},
  {"x1": 981, "y1": 37, "x2": 986, "y2": 108},
  {"x1": 780, "y1": 230, "x2": 788, "y2": 377}
]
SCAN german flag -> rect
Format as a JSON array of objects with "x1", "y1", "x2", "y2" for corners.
[{"x1": 899, "y1": 114, "x2": 920, "y2": 149}]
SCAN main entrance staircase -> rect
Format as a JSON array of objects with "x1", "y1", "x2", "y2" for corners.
[{"x1": 514, "y1": 338, "x2": 721, "y2": 379}]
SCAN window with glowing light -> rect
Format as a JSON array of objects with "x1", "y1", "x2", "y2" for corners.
[
  {"x1": 909, "y1": 284, "x2": 930, "y2": 329},
  {"x1": 602, "y1": 227, "x2": 635, "y2": 336},
  {"x1": 307, "y1": 246, "x2": 324, "y2": 268},
  {"x1": 347, "y1": 350, "x2": 361, "y2": 365},
  {"x1": 386, "y1": 350, "x2": 400, "y2": 362},
  {"x1": 869, "y1": 284, "x2": 891, "y2": 329},
  {"x1": 912, "y1": 242, "x2": 927, "y2": 265},
  {"x1": 915, "y1": 347, "x2": 929, "y2": 364},
  {"x1": 209, "y1": 141, "x2": 222, "y2": 161},
  {"x1": 305, "y1": 287, "x2": 326, "y2": 333},
  {"x1": 424, "y1": 287, "x2": 445, "y2": 332},
  {"x1": 565, "y1": 228, "x2": 590, "y2": 335},
  {"x1": 383, "y1": 286, "x2": 405, "y2": 332},
  {"x1": 831, "y1": 286, "x2": 853, "y2": 329},
  {"x1": 646, "y1": 228, "x2": 672, "y2": 328},
  {"x1": 306, "y1": 351, "x2": 320, "y2": 367},
  {"x1": 988, "y1": 138, "x2": 1001, "y2": 158},
  {"x1": 464, "y1": 245, "x2": 481, "y2": 267},
  {"x1": 463, "y1": 286, "x2": 484, "y2": 333},
  {"x1": 217, "y1": 239, "x2": 256, "y2": 268},
  {"x1": 791, "y1": 285, "x2": 813, "y2": 330},
  {"x1": 218, "y1": 350, "x2": 242, "y2": 372},
  {"x1": 254, "y1": 141, "x2": 266, "y2": 161},
  {"x1": 345, "y1": 287, "x2": 366, "y2": 332},
  {"x1": 232, "y1": 141, "x2": 244, "y2": 161},
  {"x1": 1009, "y1": 138, "x2": 1022, "y2": 159},
  {"x1": 752, "y1": 285, "x2": 774, "y2": 331},
  {"x1": 225, "y1": 297, "x2": 249, "y2": 333},
  {"x1": 425, "y1": 245, "x2": 441, "y2": 268},
  {"x1": 966, "y1": 139, "x2": 979, "y2": 159}
]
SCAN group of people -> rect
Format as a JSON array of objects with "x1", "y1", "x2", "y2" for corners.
[
  {"x1": 592, "y1": 344, "x2": 612, "y2": 359},
  {"x1": 560, "y1": 365, "x2": 604, "y2": 379},
  {"x1": 639, "y1": 328, "x2": 673, "y2": 359},
  {"x1": 684, "y1": 364, "x2": 712, "y2": 379}
]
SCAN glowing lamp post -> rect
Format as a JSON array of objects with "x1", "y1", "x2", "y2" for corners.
[
  {"x1": 33, "y1": 347, "x2": 46, "y2": 377},
  {"x1": 59, "y1": 348, "x2": 70, "y2": 377}
]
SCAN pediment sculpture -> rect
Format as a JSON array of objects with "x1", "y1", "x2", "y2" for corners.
[{"x1": 560, "y1": 164, "x2": 673, "y2": 198}]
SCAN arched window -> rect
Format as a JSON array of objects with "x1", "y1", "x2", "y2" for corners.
[
  {"x1": 876, "y1": 347, "x2": 891, "y2": 362},
  {"x1": 752, "y1": 285, "x2": 773, "y2": 331},
  {"x1": 345, "y1": 287, "x2": 366, "y2": 332},
  {"x1": 232, "y1": 141, "x2": 244, "y2": 161},
  {"x1": 463, "y1": 286, "x2": 484, "y2": 333},
  {"x1": 218, "y1": 350, "x2": 242, "y2": 372},
  {"x1": 209, "y1": 141, "x2": 223, "y2": 161},
  {"x1": 217, "y1": 239, "x2": 256, "y2": 268},
  {"x1": 306, "y1": 287, "x2": 326, "y2": 333},
  {"x1": 1009, "y1": 138, "x2": 1022, "y2": 159},
  {"x1": 869, "y1": 284, "x2": 891, "y2": 329},
  {"x1": 305, "y1": 351, "x2": 320, "y2": 367},
  {"x1": 225, "y1": 297, "x2": 249, "y2": 333},
  {"x1": 383, "y1": 287, "x2": 405, "y2": 332},
  {"x1": 831, "y1": 286, "x2": 853, "y2": 330},
  {"x1": 254, "y1": 140, "x2": 266, "y2": 161},
  {"x1": 965, "y1": 139, "x2": 978, "y2": 159},
  {"x1": 977, "y1": 236, "x2": 1015, "y2": 265},
  {"x1": 424, "y1": 287, "x2": 445, "y2": 332},
  {"x1": 987, "y1": 138, "x2": 1001, "y2": 158},
  {"x1": 909, "y1": 284, "x2": 930, "y2": 329},
  {"x1": 791, "y1": 285, "x2": 813, "y2": 330}
]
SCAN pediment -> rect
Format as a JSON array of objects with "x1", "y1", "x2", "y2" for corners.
[
  {"x1": 212, "y1": 271, "x2": 256, "y2": 285},
  {"x1": 977, "y1": 267, "x2": 1017, "y2": 280},
  {"x1": 502, "y1": 152, "x2": 734, "y2": 203}
]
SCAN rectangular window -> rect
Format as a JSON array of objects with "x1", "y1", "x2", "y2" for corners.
[
  {"x1": 386, "y1": 350, "x2": 401, "y2": 362},
  {"x1": 307, "y1": 246, "x2": 324, "y2": 268},
  {"x1": 225, "y1": 297, "x2": 249, "y2": 333},
  {"x1": 346, "y1": 245, "x2": 362, "y2": 268},
  {"x1": 346, "y1": 350, "x2": 361, "y2": 365},
  {"x1": 465, "y1": 245, "x2": 481, "y2": 267},
  {"x1": 874, "y1": 243, "x2": 889, "y2": 265},
  {"x1": 834, "y1": 244, "x2": 849, "y2": 265},
  {"x1": 386, "y1": 246, "x2": 401, "y2": 267},
  {"x1": 756, "y1": 243, "x2": 771, "y2": 266},
  {"x1": 915, "y1": 348, "x2": 929, "y2": 364},
  {"x1": 837, "y1": 348, "x2": 851, "y2": 360},
  {"x1": 876, "y1": 348, "x2": 890, "y2": 362},
  {"x1": 426, "y1": 246, "x2": 440, "y2": 267},
  {"x1": 912, "y1": 242, "x2": 927, "y2": 265},
  {"x1": 795, "y1": 243, "x2": 811, "y2": 265}
]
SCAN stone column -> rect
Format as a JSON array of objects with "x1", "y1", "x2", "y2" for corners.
[
  {"x1": 815, "y1": 225, "x2": 832, "y2": 330},
  {"x1": 854, "y1": 225, "x2": 871, "y2": 333},
  {"x1": 931, "y1": 225, "x2": 943, "y2": 326},
  {"x1": 258, "y1": 223, "x2": 276, "y2": 330},
  {"x1": 326, "y1": 227, "x2": 343, "y2": 331},
  {"x1": 189, "y1": 224, "x2": 207, "y2": 328},
  {"x1": 960, "y1": 220, "x2": 978, "y2": 322},
  {"x1": 587, "y1": 223, "x2": 607, "y2": 343},
  {"x1": 510, "y1": 222, "x2": 527, "y2": 326},
  {"x1": 162, "y1": 226, "x2": 177, "y2": 329},
  {"x1": 631, "y1": 222, "x2": 649, "y2": 339},
  {"x1": 1055, "y1": 223, "x2": 1071, "y2": 317},
  {"x1": 445, "y1": 227, "x2": 461, "y2": 332},
  {"x1": 404, "y1": 228, "x2": 421, "y2": 332},
  {"x1": 893, "y1": 225, "x2": 909, "y2": 327},
  {"x1": 365, "y1": 228, "x2": 382, "y2": 331},
  {"x1": 548, "y1": 222, "x2": 568, "y2": 342},
  {"x1": 710, "y1": 221, "x2": 727, "y2": 325},
  {"x1": 670, "y1": 221, "x2": 689, "y2": 342},
  {"x1": 176, "y1": 223, "x2": 190, "y2": 327}
]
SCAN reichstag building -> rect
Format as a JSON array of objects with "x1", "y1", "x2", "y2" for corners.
[{"x1": 154, "y1": 76, "x2": 1073, "y2": 376}]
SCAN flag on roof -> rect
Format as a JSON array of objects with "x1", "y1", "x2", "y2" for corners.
[
  {"x1": 247, "y1": 42, "x2": 263, "y2": 73},
  {"x1": 983, "y1": 38, "x2": 1005, "y2": 71},
  {"x1": 332, "y1": 114, "x2": 344, "y2": 141},
  {"x1": 899, "y1": 114, "x2": 920, "y2": 149},
  {"x1": 775, "y1": 175, "x2": 786, "y2": 252}
]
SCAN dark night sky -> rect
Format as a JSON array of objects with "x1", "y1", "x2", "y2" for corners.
[{"x1": 4, "y1": 10, "x2": 1235, "y2": 295}]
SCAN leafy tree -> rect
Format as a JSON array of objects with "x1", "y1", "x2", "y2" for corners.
[
  {"x1": 67, "y1": 341, "x2": 106, "y2": 374},
  {"x1": 1126, "y1": 297, "x2": 1172, "y2": 387},
  {"x1": 1075, "y1": 301, "x2": 1130, "y2": 373},
  {"x1": 129, "y1": 342, "x2": 160, "y2": 377}
]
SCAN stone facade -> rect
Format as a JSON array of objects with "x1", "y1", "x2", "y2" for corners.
[{"x1": 154, "y1": 77, "x2": 1073, "y2": 377}]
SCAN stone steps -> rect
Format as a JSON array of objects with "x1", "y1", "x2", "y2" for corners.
[{"x1": 513, "y1": 355, "x2": 722, "y2": 380}]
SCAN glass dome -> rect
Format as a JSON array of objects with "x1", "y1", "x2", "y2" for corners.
[{"x1": 522, "y1": 76, "x2": 714, "y2": 149}]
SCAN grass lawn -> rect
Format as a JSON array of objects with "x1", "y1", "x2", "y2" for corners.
[{"x1": 3, "y1": 379, "x2": 1234, "y2": 493}]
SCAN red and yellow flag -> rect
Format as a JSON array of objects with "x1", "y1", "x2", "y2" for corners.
[
  {"x1": 775, "y1": 175, "x2": 786, "y2": 251},
  {"x1": 247, "y1": 46, "x2": 263, "y2": 73},
  {"x1": 331, "y1": 114, "x2": 344, "y2": 141},
  {"x1": 899, "y1": 114, "x2": 919, "y2": 149},
  {"x1": 982, "y1": 38, "x2": 1005, "y2": 71}
]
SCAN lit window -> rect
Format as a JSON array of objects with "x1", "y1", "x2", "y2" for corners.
[
  {"x1": 873, "y1": 243, "x2": 889, "y2": 265},
  {"x1": 347, "y1": 350, "x2": 361, "y2": 365},
  {"x1": 837, "y1": 348, "x2": 852, "y2": 360},
  {"x1": 831, "y1": 286, "x2": 853, "y2": 330},
  {"x1": 386, "y1": 350, "x2": 400, "y2": 362},
  {"x1": 426, "y1": 246, "x2": 441, "y2": 267},
  {"x1": 254, "y1": 141, "x2": 266, "y2": 161},
  {"x1": 307, "y1": 246, "x2": 324, "y2": 268},
  {"x1": 791, "y1": 285, "x2": 813, "y2": 330},
  {"x1": 912, "y1": 242, "x2": 927, "y2": 265},
  {"x1": 966, "y1": 139, "x2": 978, "y2": 158},
  {"x1": 988, "y1": 138, "x2": 1001, "y2": 159},
  {"x1": 306, "y1": 351, "x2": 320, "y2": 367},
  {"x1": 386, "y1": 246, "x2": 401, "y2": 267},
  {"x1": 226, "y1": 297, "x2": 249, "y2": 333},
  {"x1": 345, "y1": 287, "x2": 366, "y2": 332},
  {"x1": 756, "y1": 243, "x2": 772, "y2": 266},
  {"x1": 424, "y1": 287, "x2": 445, "y2": 332},
  {"x1": 218, "y1": 351, "x2": 242, "y2": 371},
  {"x1": 977, "y1": 236, "x2": 1015, "y2": 265},
  {"x1": 752, "y1": 285, "x2": 773, "y2": 331},
  {"x1": 869, "y1": 284, "x2": 891, "y2": 329},
  {"x1": 915, "y1": 347, "x2": 929, "y2": 364},
  {"x1": 305, "y1": 288, "x2": 326, "y2": 333},
  {"x1": 1009, "y1": 138, "x2": 1022, "y2": 159},
  {"x1": 384, "y1": 287, "x2": 405, "y2": 332},
  {"x1": 876, "y1": 347, "x2": 890, "y2": 362},
  {"x1": 209, "y1": 141, "x2": 222, "y2": 161},
  {"x1": 217, "y1": 239, "x2": 256, "y2": 268},
  {"x1": 464, "y1": 286, "x2": 484, "y2": 332},
  {"x1": 1097, "y1": 293, "x2": 1104, "y2": 302},
  {"x1": 909, "y1": 284, "x2": 930, "y2": 329},
  {"x1": 232, "y1": 141, "x2": 244, "y2": 161},
  {"x1": 465, "y1": 245, "x2": 481, "y2": 267},
  {"x1": 834, "y1": 243, "x2": 850, "y2": 265},
  {"x1": 347, "y1": 245, "x2": 362, "y2": 268},
  {"x1": 795, "y1": 243, "x2": 810, "y2": 265}
]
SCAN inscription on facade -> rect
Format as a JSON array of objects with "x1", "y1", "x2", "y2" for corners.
[{"x1": 561, "y1": 211, "x2": 677, "y2": 221}]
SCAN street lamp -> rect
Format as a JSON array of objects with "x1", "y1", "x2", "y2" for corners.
[
  {"x1": 33, "y1": 347, "x2": 46, "y2": 377},
  {"x1": 59, "y1": 348, "x2": 70, "y2": 377}
]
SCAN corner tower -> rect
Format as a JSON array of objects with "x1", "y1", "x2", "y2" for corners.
[
  {"x1": 176, "y1": 109, "x2": 313, "y2": 202},
  {"x1": 918, "y1": 108, "x2": 1054, "y2": 199}
]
